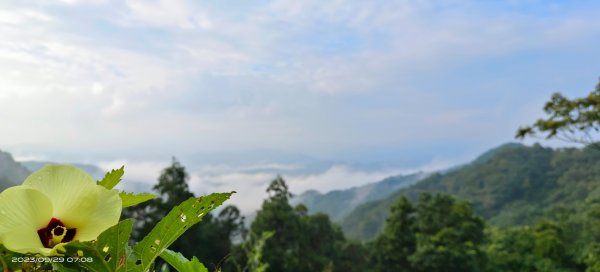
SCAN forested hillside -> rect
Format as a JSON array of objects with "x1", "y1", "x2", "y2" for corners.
[
  {"x1": 292, "y1": 172, "x2": 426, "y2": 221},
  {"x1": 4, "y1": 145, "x2": 600, "y2": 271},
  {"x1": 0, "y1": 150, "x2": 30, "y2": 190},
  {"x1": 342, "y1": 143, "x2": 600, "y2": 240}
]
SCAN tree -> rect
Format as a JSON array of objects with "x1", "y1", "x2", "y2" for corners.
[
  {"x1": 584, "y1": 243, "x2": 600, "y2": 272},
  {"x1": 372, "y1": 196, "x2": 416, "y2": 272},
  {"x1": 486, "y1": 221, "x2": 579, "y2": 272},
  {"x1": 372, "y1": 193, "x2": 486, "y2": 272},
  {"x1": 410, "y1": 193, "x2": 486, "y2": 272},
  {"x1": 249, "y1": 176, "x2": 351, "y2": 272},
  {"x1": 123, "y1": 158, "x2": 193, "y2": 242},
  {"x1": 516, "y1": 78, "x2": 600, "y2": 147},
  {"x1": 250, "y1": 176, "x2": 303, "y2": 271},
  {"x1": 225, "y1": 231, "x2": 274, "y2": 272},
  {"x1": 332, "y1": 241, "x2": 369, "y2": 272}
]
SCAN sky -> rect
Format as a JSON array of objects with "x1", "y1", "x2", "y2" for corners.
[{"x1": 1, "y1": 0, "x2": 600, "y2": 213}]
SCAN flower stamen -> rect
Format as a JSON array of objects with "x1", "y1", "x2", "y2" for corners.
[
  {"x1": 51, "y1": 225, "x2": 67, "y2": 245},
  {"x1": 37, "y1": 218, "x2": 77, "y2": 248}
]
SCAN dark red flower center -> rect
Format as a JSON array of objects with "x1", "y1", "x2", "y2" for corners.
[{"x1": 37, "y1": 218, "x2": 76, "y2": 248}]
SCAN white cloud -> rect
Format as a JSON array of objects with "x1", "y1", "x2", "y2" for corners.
[
  {"x1": 184, "y1": 167, "x2": 398, "y2": 214},
  {"x1": 190, "y1": 171, "x2": 274, "y2": 214},
  {"x1": 184, "y1": 158, "x2": 463, "y2": 214},
  {"x1": 286, "y1": 165, "x2": 399, "y2": 194},
  {"x1": 193, "y1": 163, "x2": 303, "y2": 175},
  {"x1": 11, "y1": 154, "x2": 49, "y2": 162},
  {"x1": 97, "y1": 159, "x2": 167, "y2": 185},
  {"x1": 123, "y1": 0, "x2": 213, "y2": 30},
  {"x1": 0, "y1": 0, "x2": 599, "y2": 198},
  {"x1": 0, "y1": 9, "x2": 54, "y2": 25}
]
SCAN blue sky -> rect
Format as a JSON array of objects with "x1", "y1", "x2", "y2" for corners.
[{"x1": 1, "y1": 0, "x2": 600, "y2": 211}]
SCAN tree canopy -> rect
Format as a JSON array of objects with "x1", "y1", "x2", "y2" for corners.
[
  {"x1": 372, "y1": 193, "x2": 486, "y2": 272},
  {"x1": 517, "y1": 78, "x2": 600, "y2": 147}
]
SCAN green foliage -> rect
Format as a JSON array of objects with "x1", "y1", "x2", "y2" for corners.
[
  {"x1": 244, "y1": 231, "x2": 273, "y2": 272},
  {"x1": 153, "y1": 159, "x2": 194, "y2": 209},
  {"x1": 486, "y1": 221, "x2": 581, "y2": 272},
  {"x1": 124, "y1": 159, "x2": 194, "y2": 241},
  {"x1": 584, "y1": 243, "x2": 600, "y2": 272},
  {"x1": 248, "y1": 176, "x2": 360, "y2": 272},
  {"x1": 49, "y1": 192, "x2": 232, "y2": 272},
  {"x1": 332, "y1": 241, "x2": 369, "y2": 272},
  {"x1": 250, "y1": 176, "x2": 306, "y2": 272},
  {"x1": 54, "y1": 219, "x2": 134, "y2": 272},
  {"x1": 372, "y1": 193, "x2": 486, "y2": 272},
  {"x1": 98, "y1": 166, "x2": 125, "y2": 190},
  {"x1": 516, "y1": 78, "x2": 600, "y2": 146},
  {"x1": 227, "y1": 231, "x2": 273, "y2": 272},
  {"x1": 124, "y1": 158, "x2": 243, "y2": 271},
  {"x1": 159, "y1": 249, "x2": 208, "y2": 272},
  {"x1": 120, "y1": 191, "x2": 156, "y2": 208},
  {"x1": 372, "y1": 196, "x2": 415, "y2": 272},
  {"x1": 2, "y1": 164, "x2": 233, "y2": 272},
  {"x1": 97, "y1": 166, "x2": 156, "y2": 208},
  {"x1": 0, "y1": 244, "x2": 25, "y2": 271},
  {"x1": 132, "y1": 192, "x2": 233, "y2": 272},
  {"x1": 38, "y1": 191, "x2": 231, "y2": 272},
  {"x1": 53, "y1": 193, "x2": 232, "y2": 272}
]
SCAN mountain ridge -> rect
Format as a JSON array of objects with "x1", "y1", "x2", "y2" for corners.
[
  {"x1": 292, "y1": 172, "x2": 428, "y2": 221},
  {"x1": 0, "y1": 150, "x2": 31, "y2": 190},
  {"x1": 340, "y1": 142, "x2": 600, "y2": 240}
]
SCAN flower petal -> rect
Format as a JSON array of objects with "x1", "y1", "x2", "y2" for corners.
[
  {"x1": 0, "y1": 186, "x2": 53, "y2": 235},
  {"x1": 23, "y1": 165, "x2": 101, "y2": 228},
  {"x1": 75, "y1": 187, "x2": 122, "y2": 241},
  {"x1": 23, "y1": 164, "x2": 122, "y2": 241},
  {"x1": 1, "y1": 227, "x2": 46, "y2": 254}
]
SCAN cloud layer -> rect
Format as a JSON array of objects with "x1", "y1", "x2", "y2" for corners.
[{"x1": 2, "y1": 1, "x2": 600, "y2": 211}]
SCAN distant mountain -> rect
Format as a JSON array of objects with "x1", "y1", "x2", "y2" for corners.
[
  {"x1": 292, "y1": 172, "x2": 428, "y2": 221},
  {"x1": 0, "y1": 150, "x2": 31, "y2": 190},
  {"x1": 341, "y1": 143, "x2": 600, "y2": 240}
]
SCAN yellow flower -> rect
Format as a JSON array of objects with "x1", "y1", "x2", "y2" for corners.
[{"x1": 0, "y1": 165, "x2": 122, "y2": 255}]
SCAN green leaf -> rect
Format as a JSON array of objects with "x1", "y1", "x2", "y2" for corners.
[
  {"x1": 159, "y1": 249, "x2": 208, "y2": 272},
  {"x1": 120, "y1": 192, "x2": 156, "y2": 208},
  {"x1": 57, "y1": 241, "x2": 113, "y2": 272},
  {"x1": 97, "y1": 219, "x2": 135, "y2": 271},
  {"x1": 131, "y1": 192, "x2": 235, "y2": 272},
  {"x1": 0, "y1": 244, "x2": 24, "y2": 271},
  {"x1": 58, "y1": 219, "x2": 136, "y2": 272},
  {"x1": 52, "y1": 262, "x2": 83, "y2": 272},
  {"x1": 98, "y1": 166, "x2": 125, "y2": 190},
  {"x1": 242, "y1": 231, "x2": 273, "y2": 272}
]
